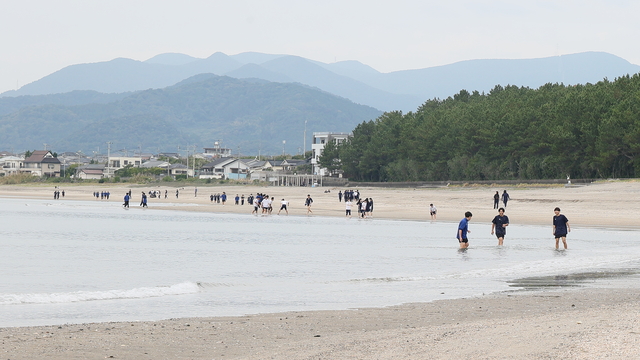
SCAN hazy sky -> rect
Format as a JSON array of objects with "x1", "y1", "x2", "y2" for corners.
[{"x1": 1, "y1": 0, "x2": 638, "y2": 94}]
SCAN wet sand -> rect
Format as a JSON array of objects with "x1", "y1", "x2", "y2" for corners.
[{"x1": 1, "y1": 180, "x2": 640, "y2": 359}]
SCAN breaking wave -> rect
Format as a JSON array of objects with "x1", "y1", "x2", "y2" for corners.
[{"x1": 0, "y1": 282, "x2": 202, "y2": 305}]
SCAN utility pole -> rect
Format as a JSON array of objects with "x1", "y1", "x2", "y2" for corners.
[
  {"x1": 192, "y1": 145, "x2": 196, "y2": 178},
  {"x1": 303, "y1": 120, "x2": 307, "y2": 157},
  {"x1": 106, "y1": 141, "x2": 112, "y2": 178}
]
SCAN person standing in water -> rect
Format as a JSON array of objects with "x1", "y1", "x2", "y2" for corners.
[
  {"x1": 457, "y1": 211, "x2": 472, "y2": 249},
  {"x1": 553, "y1": 207, "x2": 570, "y2": 249},
  {"x1": 491, "y1": 208, "x2": 509, "y2": 246}
]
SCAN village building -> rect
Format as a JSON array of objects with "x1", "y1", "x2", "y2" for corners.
[
  {"x1": 199, "y1": 158, "x2": 249, "y2": 179},
  {"x1": 21, "y1": 150, "x2": 61, "y2": 177},
  {"x1": 203, "y1": 143, "x2": 232, "y2": 158},
  {"x1": 0, "y1": 156, "x2": 24, "y2": 176},
  {"x1": 311, "y1": 132, "x2": 350, "y2": 176}
]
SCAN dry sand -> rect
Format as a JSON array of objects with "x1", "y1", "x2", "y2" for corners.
[
  {"x1": 1, "y1": 180, "x2": 640, "y2": 359},
  {"x1": 2, "y1": 179, "x2": 640, "y2": 228}
]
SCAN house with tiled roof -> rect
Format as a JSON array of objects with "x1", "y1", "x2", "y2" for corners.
[
  {"x1": 199, "y1": 158, "x2": 249, "y2": 179},
  {"x1": 75, "y1": 164, "x2": 105, "y2": 180},
  {"x1": 22, "y1": 150, "x2": 61, "y2": 177}
]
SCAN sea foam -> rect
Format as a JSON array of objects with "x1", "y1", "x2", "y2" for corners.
[{"x1": 0, "y1": 282, "x2": 201, "y2": 305}]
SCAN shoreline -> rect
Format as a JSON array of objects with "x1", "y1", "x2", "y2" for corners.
[{"x1": 2, "y1": 181, "x2": 640, "y2": 358}]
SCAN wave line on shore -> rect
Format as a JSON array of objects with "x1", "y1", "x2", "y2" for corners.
[{"x1": 0, "y1": 282, "x2": 201, "y2": 305}]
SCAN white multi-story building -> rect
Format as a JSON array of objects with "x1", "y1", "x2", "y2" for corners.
[
  {"x1": 0, "y1": 156, "x2": 24, "y2": 176},
  {"x1": 311, "y1": 132, "x2": 350, "y2": 176},
  {"x1": 203, "y1": 142, "x2": 232, "y2": 158}
]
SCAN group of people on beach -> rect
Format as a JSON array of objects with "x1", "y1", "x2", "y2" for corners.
[
  {"x1": 493, "y1": 190, "x2": 510, "y2": 209},
  {"x1": 338, "y1": 189, "x2": 360, "y2": 202},
  {"x1": 209, "y1": 192, "x2": 228, "y2": 205},
  {"x1": 93, "y1": 191, "x2": 110, "y2": 199},
  {"x1": 457, "y1": 205, "x2": 570, "y2": 250},
  {"x1": 344, "y1": 197, "x2": 373, "y2": 218},
  {"x1": 53, "y1": 188, "x2": 65, "y2": 199},
  {"x1": 241, "y1": 193, "x2": 295, "y2": 215}
]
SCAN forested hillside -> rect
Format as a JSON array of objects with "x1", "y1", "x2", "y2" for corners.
[
  {"x1": 321, "y1": 74, "x2": 640, "y2": 181},
  {"x1": 0, "y1": 75, "x2": 381, "y2": 154}
]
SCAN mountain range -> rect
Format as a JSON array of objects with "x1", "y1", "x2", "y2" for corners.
[
  {"x1": 1, "y1": 51, "x2": 639, "y2": 155},
  {"x1": 3, "y1": 51, "x2": 639, "y2": 112},
  {"x1": 0, "y1": 75, "x2": 381, "y2": 155}
]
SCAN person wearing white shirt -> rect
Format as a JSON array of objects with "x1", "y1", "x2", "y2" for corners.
[
  {"x1": 278, "y1": 199, "x2": 289, "y2": 215},
  {"x1": 345, "y1": 200, "x2": 352, "y2": 218}
]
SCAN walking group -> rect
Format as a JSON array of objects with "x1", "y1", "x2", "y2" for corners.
[
  {"x1": 338, "y1": 190, "x2": 372, "y2": 218},
  {"x1": 457, "y1": 190, "x2": 570, "y2": 250},
  {"x1": 243, "y1": 193, "x2": 297, "y2": 215},
  {"x1": 53, "y1": 188, "x2": 65, "y2": 199},
  {"x1": 94, "y1": 191, "x2": 110, "y2": 199},
  {"x1": 209, "y1": 192, "x2": 228, "y2": 205}
]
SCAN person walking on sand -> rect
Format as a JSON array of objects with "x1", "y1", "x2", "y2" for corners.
[
  {"x1": 345, "y1": 199, "x2": 352, "y2": 218},
  {"x1": 221, "y1": 192, "x2": 227, "y2": 205},
  {"x1": 141, "y1": 192, "x2": 148, "y2": 208},
  {"x1": 338, "y1": 190, "x2": 343, "y2": 202},
  {"x1": 430, "y1": 204, "x2": 437, "y2": 220},
  {"x1": 493, "y1": 191, "x2": 500, "y2": 209},
  {"x1": 360, "y1": 198, "x2": 368, "y2": 218},
  {"x1": 457, "y1": 211, "x2": 472, "y2": 249},
  {"x1": 252, "y1": 198, "x2": 260, "y2": 215},
  {"x1": 278, "y1": 198, "x2": 289, "y2": 215},
  {"x1": 553, "y1": 207, "x2": 570, "y2": 250},
  {"x1": 305, "y1": 194, "x2": 313, "y2": 215},
  {"x1": 123, "y1": 193, "x2": 130, "y2": 208},
  {"x1": 491, "y1": 208, "x2": 509, "y2": 246},
  {"x1": 502, "y1": 190, "x2": 510, "y2": 207}
]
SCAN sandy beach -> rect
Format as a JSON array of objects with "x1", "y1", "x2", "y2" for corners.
[
  {"x1": 1, "y1": 180, "x2": 640, "y2": 359},
  {"x1": 2, "y1": 179, "x2": 640, "y2": 228}
]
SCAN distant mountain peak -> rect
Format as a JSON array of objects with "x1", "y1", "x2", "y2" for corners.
[{"x1": 145, "y1": 53, "x2": 200, "y2": 66}]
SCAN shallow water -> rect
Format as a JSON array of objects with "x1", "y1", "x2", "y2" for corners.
[{"x1": 1, "y1": 197, "x2": 639, "y2": 327}]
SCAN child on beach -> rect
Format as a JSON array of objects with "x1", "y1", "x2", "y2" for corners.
[
  {"x1": 430, "y1": 204, "x2": 437, "y2": 220},
  {"x1": 553, "y1": 207, "x2": 570, "y2": 249},
  {"x1": 457, "y1": 211, "x2": 472, "y2": 249}
]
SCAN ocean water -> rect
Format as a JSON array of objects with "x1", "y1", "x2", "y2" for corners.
[{"x1": 1, "y1": 197, "x2": 640, "y2": 327}]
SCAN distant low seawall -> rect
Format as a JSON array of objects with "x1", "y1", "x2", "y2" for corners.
[{"x1": 343, "y1": 178, "x2": 600, "y2": 188}]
